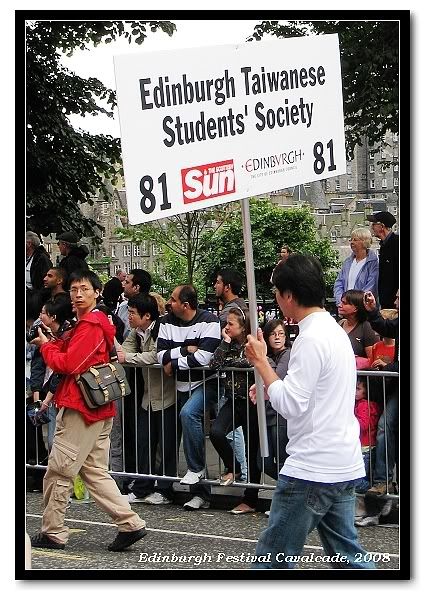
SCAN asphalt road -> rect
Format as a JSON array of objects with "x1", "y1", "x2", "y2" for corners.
[{"x1": 25, "y1": 491, "x2": 400, "y2": 574}]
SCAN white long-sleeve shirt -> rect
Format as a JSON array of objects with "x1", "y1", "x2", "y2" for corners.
[{"x1": 268, "y1": 310, "x2": 365, "y2": 483}]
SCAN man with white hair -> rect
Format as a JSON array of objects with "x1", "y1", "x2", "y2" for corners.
[
  {"x1": 333, "y1": 227, "x2": 378, "y2": 307},
  {"x1": 26, "y1": 231, "x2": 52, "y2": 291}
]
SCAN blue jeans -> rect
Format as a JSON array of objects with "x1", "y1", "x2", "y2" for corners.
[
  {"x1": 355, "y1": 448, "x2": 376, "y2": 494},
  {"x1": 47, "y1": 405, "x2": 57, "y2": 452},
  {"x1": 253, "y1": 475, "x2": 375, "y2": 569},
  {"x1": 218, "y1": 393, "x2": 247, "y2": 480},
  {"x1": 373, "y1": 392, "x2": 398, "y2": 482},
  {"x1": 178, "y1": 380, "x2": 217, "y2": 473}
]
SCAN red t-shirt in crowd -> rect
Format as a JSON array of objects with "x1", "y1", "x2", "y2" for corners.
[{"x1": 371, "y1": 340, "x2": 396, "y2": 365}]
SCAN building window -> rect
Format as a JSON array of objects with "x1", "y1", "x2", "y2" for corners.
[
  {"x1": 154, "y1": 262, "x2": 161, "y2": 275},
  {"x1": 394, "y1": 163, "x2": 398, "y2": 172},
  {"x1": 101, "y1": 230, "x2": 106, "y2": 239},
  {"x1": 381, "y1": 178, "x2": 387, "y2": 188},
  {"x1": 46, "y1": 243, "x2": 52, "y2": 253},
  {"x1": 133, "y1": 261, "x2": 141, "y2": 269},
  {"x1": 381, "y1": 164, "x2": 388, "y2": 173},
  {"x1": 114, "y1": 215, "x2": 120, "y2": 226},
  {"x1": 330, "y1": 231, "x2": 337, "y2": 243},
  {"x1": 393, "y1": 207, "x2": 398, "y2": 216},
  {"x1": 346, "y1": 164, "x2": 352, "y2": 175},
  {"x1": 369, "y1": 164, "x2": 375, "y2": 173},
  {"x1": 124, "y1": 262, "x2": 131, "y2": 271},
  {"x1": 152, "y1": 244, "x2": 163, "y2": 256},
  {"x1": 102, "y1": 249, "x2": 107, "y2": 258},
  {"x1": 111, "y1": 245, "x2": 116, "y2": 258},
  {"x1": 393, "y1": 133, "x2": 398, "y2": 142},
  {"x1": 113, "y1": 264, "x2": 121, "y2": 274},
  {"x1": 141, "y1": 241, "x2": 148, "y2": 255},
  {"x1": 370, "y1": 180, "x2": 375, "y2": 189},
  {"x1": 394, "y1": 178, "x2": 398, "y2": 187},
  {"x1": 369, "y1": 151, "x2": 375, "y2": 160},
  {"x1": 347, "y1": 180, "x2": 352, "y2": 190},
  {"x1": 335, "y1": 181, "x2": 340, "y2": 191},
  {"x1": 134, "y1": 245, "x2": 141, "y2": 257},
  {"x1": 381, "y1": 150, "x2": 386, "y2": 159},
  {"x1": 123, "y1": 244, "x2": 131, "y2": 257},
  {"x1": 393, "y1": 147, "x2": 398, "y2": 157},
  {"x1": 101, "y1": 202, "x2": 108, "y2": 215}
]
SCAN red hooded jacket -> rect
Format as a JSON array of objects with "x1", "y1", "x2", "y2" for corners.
[
  {"x1": 41, "y1": 309, "x2": 117, "y2": 425},
  {"x1": 354, "y1": 398, "x2": 382, "y2": 447}
]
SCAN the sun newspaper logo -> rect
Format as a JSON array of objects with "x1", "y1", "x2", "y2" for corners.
[{"x1": 181, "y1": 159, "x2": 236, "y2": 204}]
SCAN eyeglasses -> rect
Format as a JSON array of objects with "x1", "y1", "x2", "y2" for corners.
[
  {"x1": 70, "y1": 286, "x2": 94, "y2": 294},
  {"x1": 269, "y1": 331, "x2": 285, "y2": 338}
]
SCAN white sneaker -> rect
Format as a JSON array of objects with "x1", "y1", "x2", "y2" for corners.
[
  {"x1": 183, "y1": 496, "x2": 210, "y2": 511},
  {"x1": 180, "y1": 469, "x2": 205, "y2": 485},
  {"x1": 141, "y1": 492, "x2": 172, "y2": 505},
  {"x1": 355, "y1": 515, "x2": 379, "y2": 527},
  {"x1": 127, "y1": 492, "x2": 147, "y2": 504},
  {"x1": 265, "y1": 510, "x2": 270, "y2": 517}
]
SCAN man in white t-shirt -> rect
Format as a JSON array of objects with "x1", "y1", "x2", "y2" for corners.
[{"x1": 246, "y1": 254, "x2": 374, "y2": 570}]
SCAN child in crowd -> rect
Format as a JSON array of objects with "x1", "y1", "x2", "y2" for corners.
[
  {"x1": 209, "y1": 307, "x2": 261, "y2": 514},
  {"x1": 354, "y1": 377, "x2": 382, "y2": 494},
  {"x1": 353, "y1": 376, "x2": 392, "y2": 527},
  {"x1": 370, "y1": 309, "x2": 397, "y2": 369}
]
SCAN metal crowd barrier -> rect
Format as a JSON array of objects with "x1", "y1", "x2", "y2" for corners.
[{"x1": 26, "y1": 366, "x2": 399, "y2": 500}]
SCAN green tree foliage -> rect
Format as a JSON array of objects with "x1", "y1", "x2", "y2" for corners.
[
  {"x1": 248, "y1": 20, "x2": 399, "y2": 159},
  {"x1": 26, "y1": 20, "x2": 176, "y2": 238},
  {"x1": 150, "y1": 249, "x2": 208, "y2": 301},
  {"x1": 201, "y1": 199, "x2": 339, "y2": 297},
  {"x1": 114, "y1": 206, "x2": 230, "y2": 287}
]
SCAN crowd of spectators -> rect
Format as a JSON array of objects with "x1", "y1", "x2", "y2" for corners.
[{"x1": 26, "y1": 216, "x2": 399, "y2": 543}]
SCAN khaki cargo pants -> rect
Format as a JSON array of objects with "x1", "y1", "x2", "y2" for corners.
[{"x1": 41, "y1": 407, "x2": 145, "y2": 545}]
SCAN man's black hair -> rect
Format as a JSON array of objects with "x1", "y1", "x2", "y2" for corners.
[
  {"x1": 49, "y1": 266, "x2": 68, "y2": 289},
  {"x1": 217, "y1": 268, "x2": 244, "y2": 296},
  {"x1": 68, "y1": 270, "x2": 102, "y2": 292},
  {"x1": 272, "y1": 254, "x2": 326, "y2": 308},
  {"x1": 178, "y1": 285, "x2": 198, "y2": 310},
  {"x1": 128, "y1": 293, "x2": 159, "y2": 322},
  {"x1": 129, "y1": 269, "x2": 152, "y2": 293}
]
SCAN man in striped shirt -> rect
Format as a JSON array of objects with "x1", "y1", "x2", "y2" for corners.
[{"x1": 157, "y1": 285, "x2": 221, "y2": 510}]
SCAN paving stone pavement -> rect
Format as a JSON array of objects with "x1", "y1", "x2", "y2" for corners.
[{"x1": 25, "y1": 490, "x2": 400, "y2": 574}]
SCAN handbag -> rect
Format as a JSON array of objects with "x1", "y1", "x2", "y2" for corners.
[
  {"x1": 75, "y1": 348, "x2": 131, "y2": 409},
  {"x1": 26, "y1": 401, "x2": 51, "y2": 426}
]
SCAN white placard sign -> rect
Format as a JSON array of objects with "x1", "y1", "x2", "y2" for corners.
[{"x1": 114, "y1": 34, "x2": 345, "y2": 225}]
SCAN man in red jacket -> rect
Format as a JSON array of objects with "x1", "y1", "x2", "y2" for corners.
[{"x1": 29, "y1": 270, "x2": 147, "y2": 552}]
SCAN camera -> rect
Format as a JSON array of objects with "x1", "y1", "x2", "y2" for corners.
[{"x1": 26, "y1": 318, "x2": 51, "y2": 343}]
